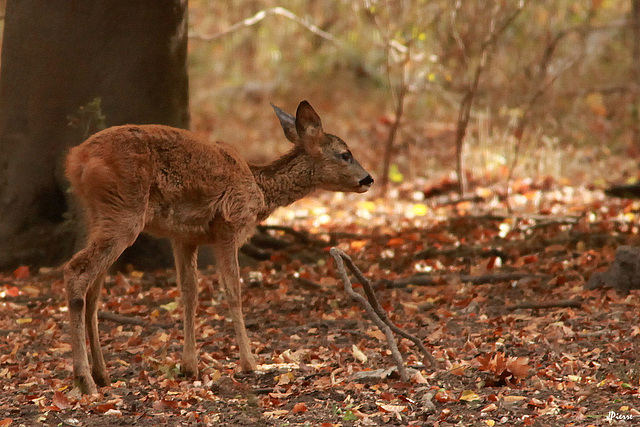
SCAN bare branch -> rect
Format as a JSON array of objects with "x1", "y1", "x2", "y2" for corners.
[
  {"x1": 98, "y1": 311, "x2": 173, "y2": 329},
  {"x1": 330, "y1": 247, "x2": 436, "y2": 381},
  {"x1": 453, "y1": 2, "x2": 526, "y2": 195},
  {"x1": 505, "y1": 8, "x2": 596, "y2": 213},
  {"x1": 330, "y1": 248, "x2": 409, "y2": 380},
  {"x1": 389, "y1": 272, "x2": 549, "y2": 288},
  {"x1": 189, "y1": 7, "x2": 342, "y2": 46},
  {"x1": 506, "y1": 299, "x2": 582, "y2": 311}
]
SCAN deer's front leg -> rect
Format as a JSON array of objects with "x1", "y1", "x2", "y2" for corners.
[
  {"x1": 172, "y1": 240, "x2": 200, "y2": 378},
  {"x1": 213, "y1": 239, "x2": 256, "y2": 371}
]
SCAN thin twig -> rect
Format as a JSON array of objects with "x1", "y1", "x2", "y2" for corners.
[
  {"x1": 505, "y1": 299, "x2": 582, "y2": 311},
  {"x1": 189, "y1": 7, "x2": 342, "y2": 46},
  {"x1": 98, "y1": 311, "x2": 173, "y2": 329},
  {"x1": 575, "y1": 329, "x2": 611, "y2": 338},
  {"x1": 389, "y1": 272, "x2": 548, "y2": 288}
]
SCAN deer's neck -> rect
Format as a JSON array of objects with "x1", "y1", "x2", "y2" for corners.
[{"x1": 250, "y1": 148, "x2": 316, "y2": 220}]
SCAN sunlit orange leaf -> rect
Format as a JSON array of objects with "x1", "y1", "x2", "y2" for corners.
[
  {"x1": 387, "y1": 237, "x2": 405, "y2": 246},
  {"x1": 93, "y1": 403, "x2": 116, "y2": 413},
  {"x1": 350, "y1": 240, "x2": 368, "y2": 250},
  {"x1": 507, "y1": 357, "x2": 531, "y2": 379},
  {"x1": 13, "y1": 266, "x2": 30, "y2": 279},
  {"x1": 412, "y1": 204, "x2": 428, "y2": 216},
  {"x1": 291, "y1": 402, "x2": 307, "y2": 414},
  {"x1": 0, "y1": 418, "x2": 12, "y2": 427},
  {"x1": 4, "y1": 286, "x2": 19, "y2": 297},
  {"x1": 52, "y1": 391, "x2": 71, "y2": 410}
]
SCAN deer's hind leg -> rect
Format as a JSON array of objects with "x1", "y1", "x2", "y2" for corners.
[
  {"x1": 85, "y1": 270, "x2": 109, "y2": 386},
  {"x1": 64, "y1": 214, "x2": 145, "y2": 394}
]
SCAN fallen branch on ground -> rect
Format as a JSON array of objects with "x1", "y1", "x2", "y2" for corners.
[
  {"x1": 330, "y1": 247, "x2": 436, "y2": 382},
  {"x1": 98, "y1": 311, "x2": 173, "y2": 329},
  {"x1": 388, "y1": 272, "x2": 548, "y2": 288},
  {"x1": 505, "y1": 299, "x2": 582, "y2": 311}
]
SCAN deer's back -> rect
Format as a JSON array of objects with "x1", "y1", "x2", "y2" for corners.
[{"x1": 66, "y1": 125, "x2": 264, "y2": 243}]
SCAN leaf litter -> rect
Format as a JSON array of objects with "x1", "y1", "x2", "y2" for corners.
[{"x1": 1, "y1": 177, "x2": 640, "y2": 425}]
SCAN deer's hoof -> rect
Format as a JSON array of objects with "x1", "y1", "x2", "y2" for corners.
[
  {"x1": 238, "y1": 357, "x2": 257, "y2": 372},
  {"x1": 92, "y1": 369, "x2": 110, "y2": 388},
  {"x1": 74, "y1": 375, "x2": 98, "y2": 395},
  {"x1": 180, "y1": 363, "x2": 199, "y2": 379}
]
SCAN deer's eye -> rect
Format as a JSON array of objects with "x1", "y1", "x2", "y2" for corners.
[{"x1": 340, "y1": 152, "x2": 352, "y2": 162}]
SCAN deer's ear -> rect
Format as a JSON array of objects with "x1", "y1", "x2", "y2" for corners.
[
  {"x1": 271, "y1": 103, "x2": 299, "y2": 143},
  {"x1": 295, "y1": 101, "x2": 323, "y2": 158}
]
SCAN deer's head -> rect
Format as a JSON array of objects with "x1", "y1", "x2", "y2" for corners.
[{"x1": 272, "y1": 100, "x2": 373, "y2": 193}]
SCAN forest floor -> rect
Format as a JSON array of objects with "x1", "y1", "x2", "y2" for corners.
[{"x1": 2, "y1": 174, "x2": 640, "y2": 427}]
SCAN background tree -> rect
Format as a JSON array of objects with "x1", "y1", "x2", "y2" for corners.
[{"x1": 0, "y1": 0, "x2": 189, "y2": 269}]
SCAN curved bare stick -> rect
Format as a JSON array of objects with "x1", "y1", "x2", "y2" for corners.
[
  {"x1": 336, "y1": 249, "x2": 437, "y2": 368},
  {"x1": 330, "y1": 247, "x2": 408, "y2": 381}
]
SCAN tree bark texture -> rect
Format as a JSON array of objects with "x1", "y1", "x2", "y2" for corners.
[
  {"x1": 0, "y1": 0, "x2": 189, "y2": 270},
  {"x1": 632, "y1": 0, "x2": 640, "y2": 150}
]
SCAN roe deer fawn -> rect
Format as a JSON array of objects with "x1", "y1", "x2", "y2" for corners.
[{"x1": 64, "y1": 101, "x2": 373, "y2": 394}]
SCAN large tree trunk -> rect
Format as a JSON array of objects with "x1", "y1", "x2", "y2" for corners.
[
  {"x1": 0, "y1": 0, "x2": 189, "y2": 270},
  {"x1": 633, "y1": 0, "x2": 640, "y2": 151}
]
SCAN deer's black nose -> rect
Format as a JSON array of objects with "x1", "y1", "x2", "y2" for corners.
[{"x1": 359, "y1": 175, "x2": 374, "y2": 186}]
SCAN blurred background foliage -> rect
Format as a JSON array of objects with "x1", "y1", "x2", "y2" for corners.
[
  {"x1": 187, "y1": 0, "x2": 639, "y2": 189},
  {"x1": 2, "y1": 0, "x2": 636, "y2": 189}
]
